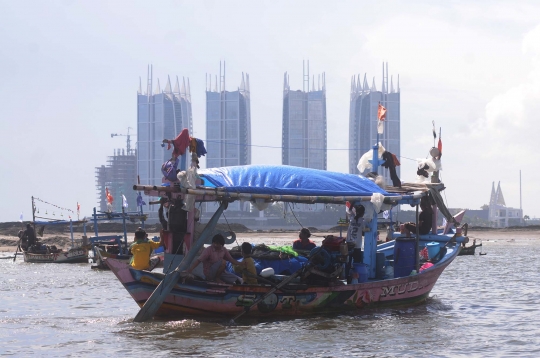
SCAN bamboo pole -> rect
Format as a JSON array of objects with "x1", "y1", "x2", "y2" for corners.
[{"x1": 133, "y1": 184, "x2": 410, "y2": 205}]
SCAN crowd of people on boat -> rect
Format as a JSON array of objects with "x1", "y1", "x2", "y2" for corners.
[
  {"x1": 126, "y1": 194, "x2": 434, "y2": 287},
  {"x1": 125, "y1": 198, "x2": 376, "y2": 285}
]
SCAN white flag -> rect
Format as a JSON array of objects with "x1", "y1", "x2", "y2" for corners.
[
  {"x1": 383, "y1": 210, "x2": 390, "y2": 219},
  {"x1": 122, "y1": 195, "x2": 128, "y2": 208},
  {"x1": 442, "y1": 217, "x2": 447, "y2": 227},
  {"x1": 19, "y1": 212, "x2": 23, "y2": 222}
]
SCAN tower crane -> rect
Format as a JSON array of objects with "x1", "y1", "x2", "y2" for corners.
[{"x1": 111, "y1": 127, "x2": 134, "y2": 155}]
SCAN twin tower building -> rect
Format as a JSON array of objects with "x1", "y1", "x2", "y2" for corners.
[{"x1": 137, "y1": 62, "x2": 400, "y2": 209}]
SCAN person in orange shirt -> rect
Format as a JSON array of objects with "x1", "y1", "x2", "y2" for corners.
[
  {"x1": 292, "y1": 228, "x2": 316, "y2": 251},
  {"x1": 130, "y1": 228, "x2": 162, "y2": 270}
]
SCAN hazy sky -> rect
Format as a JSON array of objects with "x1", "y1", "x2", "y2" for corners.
[{"x1": 2, "y1": 0, "x2": 540, "y2": 222}]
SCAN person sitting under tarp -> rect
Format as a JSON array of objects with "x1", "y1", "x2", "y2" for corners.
[
  {"x1": 185, "y1": 234, "x2": 245, "y2": 284},
  {"x1": 293, "y1": 228, "x2": 316, "y2": 251},
  {"x1": 403, "y1": 197, "x2": 433, "y2": 236},
  {"x1": 130, "y1": 228, "x2": 162, "y2": 270}
]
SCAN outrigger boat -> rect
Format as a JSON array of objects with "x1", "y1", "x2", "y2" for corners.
[{"x1": 105, "y1": 131, "x2": 469, "y2": 322}]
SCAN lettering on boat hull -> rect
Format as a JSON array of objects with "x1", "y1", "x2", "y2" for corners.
[{"x1": 380, "y1": 280, "x2": 423, "y2": 298}]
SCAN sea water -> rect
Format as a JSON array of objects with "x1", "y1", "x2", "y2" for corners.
[{"x1": 1, "y1": 234, "x2": 539, "y2": 357}]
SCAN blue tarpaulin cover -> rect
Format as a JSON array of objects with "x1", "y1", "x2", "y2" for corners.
[{"x1": 198, "y1": 165, "x2": 394, "y2": 197}]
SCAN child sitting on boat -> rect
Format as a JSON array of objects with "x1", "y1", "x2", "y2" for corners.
[
  {"x1": 234, "y1": 242, "x2": 257, "y2": 285},
  {"x1": 130, "y1": 228, "x2": 162, "y2": 270}
]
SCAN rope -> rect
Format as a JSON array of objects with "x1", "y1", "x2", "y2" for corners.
[
  {"x1": 287, "y1": 203, "x2": 304, "y2": 228},
  {"x1": 222, "y1": 212, "x2": 241, "y2": 250},
  {"x1": 286, "y1": 203, "x2": 325, "y2": 238}
]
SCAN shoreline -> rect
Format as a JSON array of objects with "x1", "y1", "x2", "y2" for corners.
[{"x1": 1, "y1": 229, "x2": 538, "y2": 253}]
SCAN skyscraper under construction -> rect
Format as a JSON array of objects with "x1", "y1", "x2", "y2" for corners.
[
  {"x1": 95, "y1": 144, "x2": 137, "y2": 213},
  {"x1": 137, "y1": 65, "x2": 193, "y2": 219},
  {"x1": 349, "y1": 63, "x2": 400, "y2": 185},
  {"x1": 282, "y1": 61, "x2": 327, "y2": 170},
  {"x1": 205, "y1": 62, "x2": 251, "y2": 168},
  {"x1": 204, "y1": 62, "x2": 251, "y2": 213}
]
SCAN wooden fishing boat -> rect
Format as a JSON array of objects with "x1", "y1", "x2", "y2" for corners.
[
  {"x1": 20, "y1": 202, "x2": 90, "y2": 264},
  {"x1": 23, "y1": 247, "x2": 88, "y2": 263},
  {"x1": 106, "y1": 241, "x2": 459, "y2": 318},
  {"x1": 106, "y1": 154, "x2": 469, "y2": 322}
]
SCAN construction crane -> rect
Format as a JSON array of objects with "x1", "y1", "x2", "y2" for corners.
[{"x1": 111, "y1": 127, "x2": 134, "y2": 155}]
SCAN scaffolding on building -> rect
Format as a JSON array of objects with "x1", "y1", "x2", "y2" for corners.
[{"x1": 95, "y1": 148, "x2": 137, "y2": 213}]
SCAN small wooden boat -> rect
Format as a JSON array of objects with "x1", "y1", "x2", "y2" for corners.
[
  {"x1": 21, "y1": 201, "x2": 90, "y2": 264},
  {"x1": 23, "y1": 247, "x2": 88, "y2": 263},
  {"x1": 458, "y1": 240, "x2": 482, "y2": 256}
]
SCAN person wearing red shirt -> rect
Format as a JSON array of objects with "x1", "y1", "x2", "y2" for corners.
[{"x1": 292, "y1": 228, "x2": 316, "y2": 251}]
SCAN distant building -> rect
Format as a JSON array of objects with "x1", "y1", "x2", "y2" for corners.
[
  {"x1": 95, "y1": 148, "x2": 137, "y2": 212},
  {"x1": 205, "y1": 62, "x2": 251, "y2": 168},
  {"x1": 282, "y1": 61, "x2": 327, "y2": 170},
  {"x1": 205, "y1": 62, "x2": 251, "y2": 213},
  {"x1": 349, "y1": 63, "x2": 400, "y2": 185},
  {"x1": 488, "y1": 181, "x2": 523, "y2": 227},
  {"x1": 137, "y1": 65, "x2": 193, "y2": 219}
]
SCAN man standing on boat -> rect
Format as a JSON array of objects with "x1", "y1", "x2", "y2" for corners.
[
  {"x1": 130, "y1": 228, "x2": 162, "y2": 270},
  {"x1": 185, "y1": 234, "x2": 245, "y2": 284},
  {"x1": 346, "y1": 203, "x2": 366, "y2": 249},
  {"x1": 22, "y1": 224, "x2": 37, "y2": 251}
]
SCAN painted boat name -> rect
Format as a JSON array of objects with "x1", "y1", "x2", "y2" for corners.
[{"x1": 380, "y1": 281, "x2": 421, "y2": 297}]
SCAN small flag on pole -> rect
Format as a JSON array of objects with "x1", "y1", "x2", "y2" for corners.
[
  {"x1": 136, "y1": 193, "x2": 146, "y2": 207},
  {"x1": 377, "y1": 102, "x2": 387, "y2": 134},
  {"x1": 122, "y1": 195, "x2": 128, "y2": 208},
  {"x1": 438, "y1": 127, "x2": 443, "y2": 155},
  {"x1": 19, "y1": 212, "x2": 23, "y2": 222},
  {"x1": 106, "y1": 188, "x2": 114, "y2": 204}
]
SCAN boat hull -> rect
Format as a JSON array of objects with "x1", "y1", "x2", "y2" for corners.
[
  {"x1": 106, "y1": 245, "x2": 458, "y2": 319},
  {"x1": 23, "y1": 248, "x2": 89, "y2": 263}
]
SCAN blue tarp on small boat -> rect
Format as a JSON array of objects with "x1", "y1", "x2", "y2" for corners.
[{"x1": 198, "y1": 165, "x2": 394, "y2": 197}]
